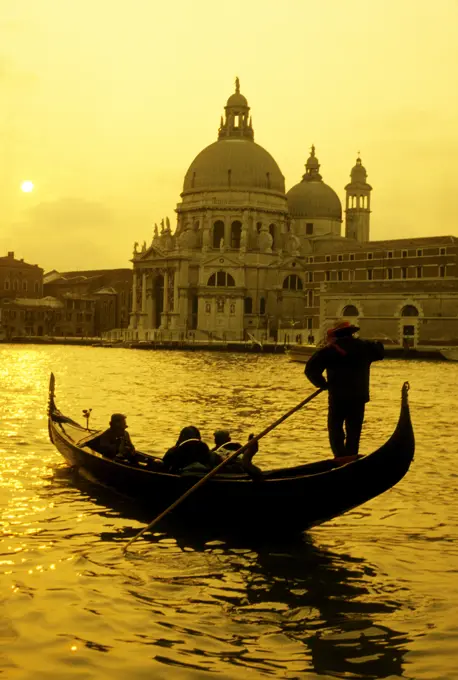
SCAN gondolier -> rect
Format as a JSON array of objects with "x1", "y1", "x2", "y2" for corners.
[{"x1": 304, "y1": 321, "x2": 384, "y2": 458}]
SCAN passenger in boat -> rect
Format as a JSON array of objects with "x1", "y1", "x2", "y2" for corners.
[
  {"x1": 162, "y1": 426, "x2": 222, "y2": 474},
  {"x1": 85, "y1": 413, "x2": 137, "y2": 462},
  {"x1": 211, "y1": 429, "x2": 232, "y2": 451},
  {"x1": 304, "y1": 321, "x2": 384, "y2": 458},
  {"x1": 212, "y1": 430, "x2": 262, "y2": 477}
]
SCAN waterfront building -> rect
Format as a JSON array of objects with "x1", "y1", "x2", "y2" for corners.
[
  {"x1": 0, "y1": 294, "x2": 96, "y2": 339},
  {"x1": 43, "y1": 268, "x2": 132, "y2": 335},
  {"x1": 92, "y1": 80, "x2": 457, "y2": 346},
  {"x1": 0, "y1": 251, "x2": 43, "y2": 300}
]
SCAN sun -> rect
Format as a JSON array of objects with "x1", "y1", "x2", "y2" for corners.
[{"x1": 21, "y1": 180, "x2": 34, "y2": 193}]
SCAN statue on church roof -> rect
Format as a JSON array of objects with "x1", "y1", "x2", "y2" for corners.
[
  {"x1": 133, "y1": 241, "x2": 139, "y2": 256},
  {"x1": 154, "y1": 223, "x2": 159, "y2": 238},
  {"x1": 166, "y1": 216, "x2": 171, "y2": 231},
  {"x1": 160, "y1": 219, "x2": 165, "y2": 234}
]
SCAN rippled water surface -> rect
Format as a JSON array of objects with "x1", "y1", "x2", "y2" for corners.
[{"x1": 1, "y1": 345, "x2": 457, "y2": 679}]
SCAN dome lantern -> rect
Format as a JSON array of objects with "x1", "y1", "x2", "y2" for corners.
[
  {"x1": 218, "y1": 77, "x2": 254, "y2": 141},
  {"x1": 303, "y1": 145, "x2": 322, "y2": 182}
]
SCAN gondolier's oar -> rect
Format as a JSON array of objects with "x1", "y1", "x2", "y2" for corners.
[{"x1": 123, "y1": 388, "x2": 323, "y2": 553}]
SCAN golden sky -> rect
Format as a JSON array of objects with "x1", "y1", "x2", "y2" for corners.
[{"x1": 1, "y1": 0, "x2": 457, "y2": 271}]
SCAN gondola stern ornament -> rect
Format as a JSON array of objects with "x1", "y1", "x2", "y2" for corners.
[{"x1": 82, "y1": 409, "x2": 93, "y2": 430}]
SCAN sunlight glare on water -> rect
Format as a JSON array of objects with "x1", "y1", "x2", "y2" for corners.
[{"x1": 0, "y1": 344, "x2": 457, "y2": 680}]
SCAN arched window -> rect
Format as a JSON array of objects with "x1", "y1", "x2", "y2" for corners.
[
  {"x1": 282, "y1": 274, "x2": 303, "y2": 291},
  {"x1": 244, "y1": 297, "x2": 253, "y2": 314},
  {"x1": 259, "y1": 297, "x2": 266, "y2": 315},
  {"x1": 212, "y1": 221, "x2": 224, "y2": 248},
  {"x1": 207, "y1": 271, "x2": 235, "y2": 287},
  {"x1": 342, "y1": 305, "x2": 359, "y2": 316},
  {"x1": 231, "y1": 221, "x2": 242, "y2": 249},
  {"x1": 401, "y1": 305, "x2": 419, "y2": 317}
]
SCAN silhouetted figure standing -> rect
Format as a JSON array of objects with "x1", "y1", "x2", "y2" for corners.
[{"x1": 305, "y1": 322, "x2": 384, "y2": 458}]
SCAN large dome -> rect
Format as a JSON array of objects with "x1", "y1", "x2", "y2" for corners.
[
  {"x1": 182, "y1": 138, "x2": 285, "y2": 194},
  {"x1": 287, "y1": 180, "x2": 342, "y2": 220}
]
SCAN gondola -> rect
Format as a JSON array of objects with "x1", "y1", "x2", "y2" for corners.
[{"x1": 47, "y1": 374, "x2": 414, "y2": 535}]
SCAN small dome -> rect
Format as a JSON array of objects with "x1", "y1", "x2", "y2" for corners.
[
  {"x1": 287, "y1": 146, "x2": 342, "y2": 220},
  {"x1": 183, "y1": 138, "x2": 285, "y2": 194},
  {"x1": 226, "y1": 92, "x2": 248, "y2": 108},
  {"x1": 287, "y1": 181, "x2": 342, "y2": 220}
]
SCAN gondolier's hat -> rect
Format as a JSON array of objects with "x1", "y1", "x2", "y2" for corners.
[
  {"x1": 327, "y1": 321, "x2": 360, "y2": 338},
  {"x1": 110, "y1": 413, "x2": 127, "y2": 425}
]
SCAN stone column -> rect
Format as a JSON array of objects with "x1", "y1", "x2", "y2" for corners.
[
  {"x1": 138, "y1": 271, "x2": 147, "y2": 330},
  {"x1": 132, "y1": 272, "x2": 137, "y2": 314},
  {"x1": 173, "y1": 269, "x2": 179, "y2": 312},
  {"x1": 224, "y1": 216, "x2": 231, "y2": 248},
  {"x1": 129, "y1": 271, "x2": 138, "y2": 329},
  {"x1": 163, "y1": 269, "x2": 169, "y2": 312},
  {"x1": 149, "y1": 273, "x2": 156, "y2": 329},
  {"x1": 141, "y1": 272, "x2": 147, "y2": 315}
]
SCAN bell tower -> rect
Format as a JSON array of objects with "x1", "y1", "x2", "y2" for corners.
[{"x1": 345, "y1": 155, "x2": 372, "y2": 242}]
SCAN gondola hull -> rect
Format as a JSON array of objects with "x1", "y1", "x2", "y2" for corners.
[{"x1": 47, "y1": 377, "x2": 415, "y2": 535}]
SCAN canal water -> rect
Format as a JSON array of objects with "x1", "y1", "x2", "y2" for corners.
[{"x1": 0, "y1": 345, "x2": 457, "y2": 679}]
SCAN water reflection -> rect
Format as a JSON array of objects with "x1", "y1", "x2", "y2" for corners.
[
  {"x1": 243, "y1": 541, "x2": 409, "y2": 679},
  {"x1": 42, "y1": 468, "x2": 411, "y2": 677},
  {"x1": 2, "y1": 346, "x2": 458, "y2": 679}
]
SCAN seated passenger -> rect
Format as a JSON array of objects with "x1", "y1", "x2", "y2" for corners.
[
  {"x1": 84, "y1": 413, "x2": 137, "y2": 463},
  {"x1": 212, "y1": 429, "x2": 262, "y2": 478},
  {"x1": 162, "y1": 426, "x2": 221, "y2": 474},
  {"x1": 212, "y1": 429, "x2": 242, "y2": 454},
  {"x1": 212, "y1": 429, "x2": 232, "y2": 452}
]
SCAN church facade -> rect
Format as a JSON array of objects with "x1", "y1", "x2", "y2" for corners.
[{"x1": 107, "y1": 79, "x2": 457, "y2": 345}]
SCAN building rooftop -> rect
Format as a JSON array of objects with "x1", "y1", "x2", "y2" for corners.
[
  {"x1": 4, "y1": 296, "x2": 63, "y2": 308},
  {"x1": 0, "y1": 252, "x2": 41, "y2": 269}
]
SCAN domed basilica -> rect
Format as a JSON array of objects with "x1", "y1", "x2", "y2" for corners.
[{"x1": 128, "y1": 79, "x2": 373, "y2": 342}]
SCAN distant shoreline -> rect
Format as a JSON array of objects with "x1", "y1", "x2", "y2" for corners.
[{"x1": 1, "y1": 337, "x2": 456, "y2": 361}]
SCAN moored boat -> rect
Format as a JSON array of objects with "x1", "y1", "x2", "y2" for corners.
[
  {"x1": 286, "y1": 345, "x2": 317, "y2": 362},
  {"x1": 440, "y1": 348, "x2": 458, "y2": 361},
  {"x1": 47, "y1": 374, "x2": 415, "y2": 535},
  {"x1": 287, "y1": 343, "x2": 446, "y2": 363}
]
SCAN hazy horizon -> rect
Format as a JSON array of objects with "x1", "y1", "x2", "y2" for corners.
[{"x1": 1, "y1": 0, "x2": 457, "y2": 271}]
